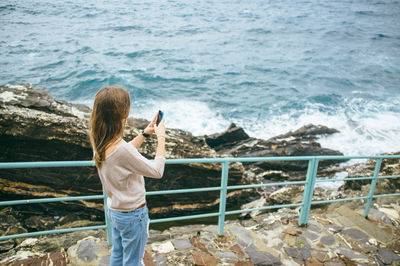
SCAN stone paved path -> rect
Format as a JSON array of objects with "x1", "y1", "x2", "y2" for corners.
[
  {"x1": 1, "y1": 202, "x2": 400, "y2": 265},
  {"x1": 139, "y1": 203, "x2": 400, "y2": 266}
]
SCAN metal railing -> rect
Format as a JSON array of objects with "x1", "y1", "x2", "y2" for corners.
[{"x1": 1, "y1": 155, "x2": 399, "y2": 245}]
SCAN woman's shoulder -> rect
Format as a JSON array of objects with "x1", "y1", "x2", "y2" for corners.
[{"x1": 105, "y1": 139, "x2": 126, "y2": 159}]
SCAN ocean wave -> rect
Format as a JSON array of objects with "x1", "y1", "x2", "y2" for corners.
[
  {"x1": 247, "y1": 28, "x2": 272, "y2": 35},
  {"x1": 30, "y1": 60, "x2": 65, "y2": 71},
  {"x1": 372, "y1": 33, "x2": 392, "y2": 40},
  {"x1": 134, "y1": 72, "x2": 210, "y2": 84},
  {"x1": 111, "y1": 25, "x2": 143, "y2": 32},
  {"x1": 74, "y1": 46, "x2": 95, "y2": 54},
  {"x1": 126, "y1": 51, "x2": 149, "y2": 59},
  {"x1": 355, "y1": 11, "x2": 375, "y2": 16}
]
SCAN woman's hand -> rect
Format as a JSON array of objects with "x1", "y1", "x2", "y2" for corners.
[
  {"x1": 143, "y1": 112, "x2": 158, "y2": 135},
  {"x1": 154, "y1": 118, "x2": 166, "y2": 137}
]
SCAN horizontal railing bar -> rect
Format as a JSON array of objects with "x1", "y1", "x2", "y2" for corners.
[
  {"x1": 0, "y1": 225, "x2": 107, "y2": 241},
  {"x1": 227, "y1": 180, "x2": 307, "y2": 190},
  {"x1": 373, "y1": 193, "x2": 400, "y2": 198},
  {"x1": 0, "y1": 195, "x2": 104, "y2": 207},
  {"x1": 0, "y1": 161, "x2": 95, "y2": 169},
  {"x1": 378, "y1": 175, "x2": 400, "y2": 179},
  {"x1": 316, "y1": 176, "x2": 373, "y2": 183},
  {"x1": 225, "y1": 203, "x2": 303, "y2": 215},
  {"x1": 150, "y1": 212, "x2": 220, "y2": 223},
  {"x1": 313, "y1": 155, "x2": 400, "y2": 160},
  {"x1": 165, "y1": 157, "x2": 312, "y2": 164},
  {"x1": 157, "y1": 155, "x2": 400, "y2": 164},
  {"x1": 1, "y1": 155, "x2": 399, "y2": 169},
  {"x1": 146, "y1": 186, "x2": 221, "y2": 196},
  {"x1": 311, "y1": 196, "x2": 369, "y2": 205}
]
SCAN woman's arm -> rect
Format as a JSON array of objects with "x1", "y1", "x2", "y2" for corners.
[
  {"x1": 124, "y1": 119, "x2": 166, "y2": 179},
  {"x1": 130, "y1": 112, "x2": 158, "y2": 149},
  {"x1": 131, "y1": 134, "x2": 146, "y2": 149},
  {"x1": 155, "y1": 119, "x2": 166, "y2": 158}
]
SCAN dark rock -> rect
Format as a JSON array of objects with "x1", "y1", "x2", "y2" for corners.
[
  {"x1": 320, "y1": 236, "x2": 335, "y2": 246},
  {"x1": 299, "y1": 247, "x2": 311, "y2": 260},
  {"x1": 305, "y1": 231, "x2": 319, "y2": 241},
  {"x1": 25, "y1": 216, "x2": 57, "y2": 231},
  {"x1": 341, "y1": 228, "x2": 369, "y2": 241},
  {"x1": 272, "y1": 124, "x2": 340, "y2": 141},
  {"x1": 246, "y1": 245, "x2": 282, "y2": 265},
  {"x1": 216, "y1": 135, "x2": 345, "y2": 173},
  {"x1": 307, "y1": 224, "x2": 321, "y2": 233},
  {"x1": 205, "y1": 123, "x2": 250, "y2": 149},
  {"x1": 0, "y1": 239, "x2": 14, "y2": 252},
  {"x1": 378, "y1": 248, "x2": 400, "y2": 264},
  {"x1": 284, "y1": 247, "x2": 300, "y2": 259},
  {"x1": 344, "y1": 151, "x2": 400, "y2": 191}
]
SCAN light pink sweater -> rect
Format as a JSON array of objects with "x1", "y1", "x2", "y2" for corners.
[{"x1": 98, "y1": 140, "x2": 165, "y2": 211}]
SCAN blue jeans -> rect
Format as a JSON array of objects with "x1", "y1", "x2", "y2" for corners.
[{"x1": 107, "y1": 206, "x2": 149, "y2": 266}]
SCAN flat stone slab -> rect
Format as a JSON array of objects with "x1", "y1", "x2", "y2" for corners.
[
  {"x1": 307, "y1": 224, "x2": 321, "y2": 233},
  {"x1": 335, "y1": 247, "x2": 369, "y2": 264},
  {"x1": 325, "y1": 225, "x2": 343, "y2": 234},
  {"x1": 246, "y1": 245, "x2": 282, "y2": 265},
  {"x1": 284, "y1": 247, "x2": 300, "y2": 259},
  {"x1": 215, "y1": 251, "x2": 238, "y2": 259},
  {"x1": 305, "y1": 231, "x2": 319, "y2": 241},
  {"x1": 320, "y1": 236, "x2": 335, "y2": 246},
  {"x1": 77, "y1": 238, "x2": 101, "y2": 262},
  {"x1": 378, "y1": 248, "x2": 400, "y2": 264},
  {"x1": 151, "y1": 241, "x2": 175, "y2": 253},
  {"x1": 335, "y1": 206, "x2": 393, "y2": 244},
  {"x1": 341, "y1": 228, "x2": 369, "y2": 241},
  {"x1": 172, "y1": 239, "x2": 192, "y2": 250},
  {"x1": 230, "y1": 225, "x2": 255, "y2": 249}
]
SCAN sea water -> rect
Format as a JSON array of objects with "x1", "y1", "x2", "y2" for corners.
[{"x1": 1, "y1": 0, "x2": 400, "y2": 156}]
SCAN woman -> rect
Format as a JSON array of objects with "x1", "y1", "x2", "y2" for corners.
[{"x1": 89, "y1": 86, "x2": 166, "y2": 266}]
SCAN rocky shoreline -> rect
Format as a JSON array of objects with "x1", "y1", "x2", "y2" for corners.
[{"x1": 1, "y1": 84, "x2": 400, "y2": 264}]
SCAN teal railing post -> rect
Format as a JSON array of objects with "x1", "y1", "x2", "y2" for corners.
[
  {"x1": 103, "y1": 189, "x2": 112, "y2": 246},
  {"x1": 218, "y1": 161, "x2": 229, "y2": 236},
  {"x1": 364, "y1": 158, "x2": 383, "y2": 218},
  {"x1": 299, "y1": 158, "x2": 319, "y2": 226}
]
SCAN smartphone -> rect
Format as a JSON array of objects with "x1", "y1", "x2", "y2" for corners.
[{"x1": 156, "y1": 110, "x2": 164, "y2": 126}]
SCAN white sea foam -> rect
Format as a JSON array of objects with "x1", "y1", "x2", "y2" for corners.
[
  {"x1": 135, "y1": 98, "x2": 400, "y2": 157},
  {"x1": 133, "y1": 99, "x2": 230, "y2": 136},
  {"x1": 78, "y1": 96, "x2": 400, "y2": 157},
  {"x1": 250, "y1": 111, "x2": 400, "y2": 156}
]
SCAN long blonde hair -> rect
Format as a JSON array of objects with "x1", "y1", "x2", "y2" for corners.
[{"x1": 89, "y1": 86, "x2": 130, "y2": 168}]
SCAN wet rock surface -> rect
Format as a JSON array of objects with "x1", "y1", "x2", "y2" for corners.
[{"x1": 1, "y1": 200, "x2": 399, "y2": 265}]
